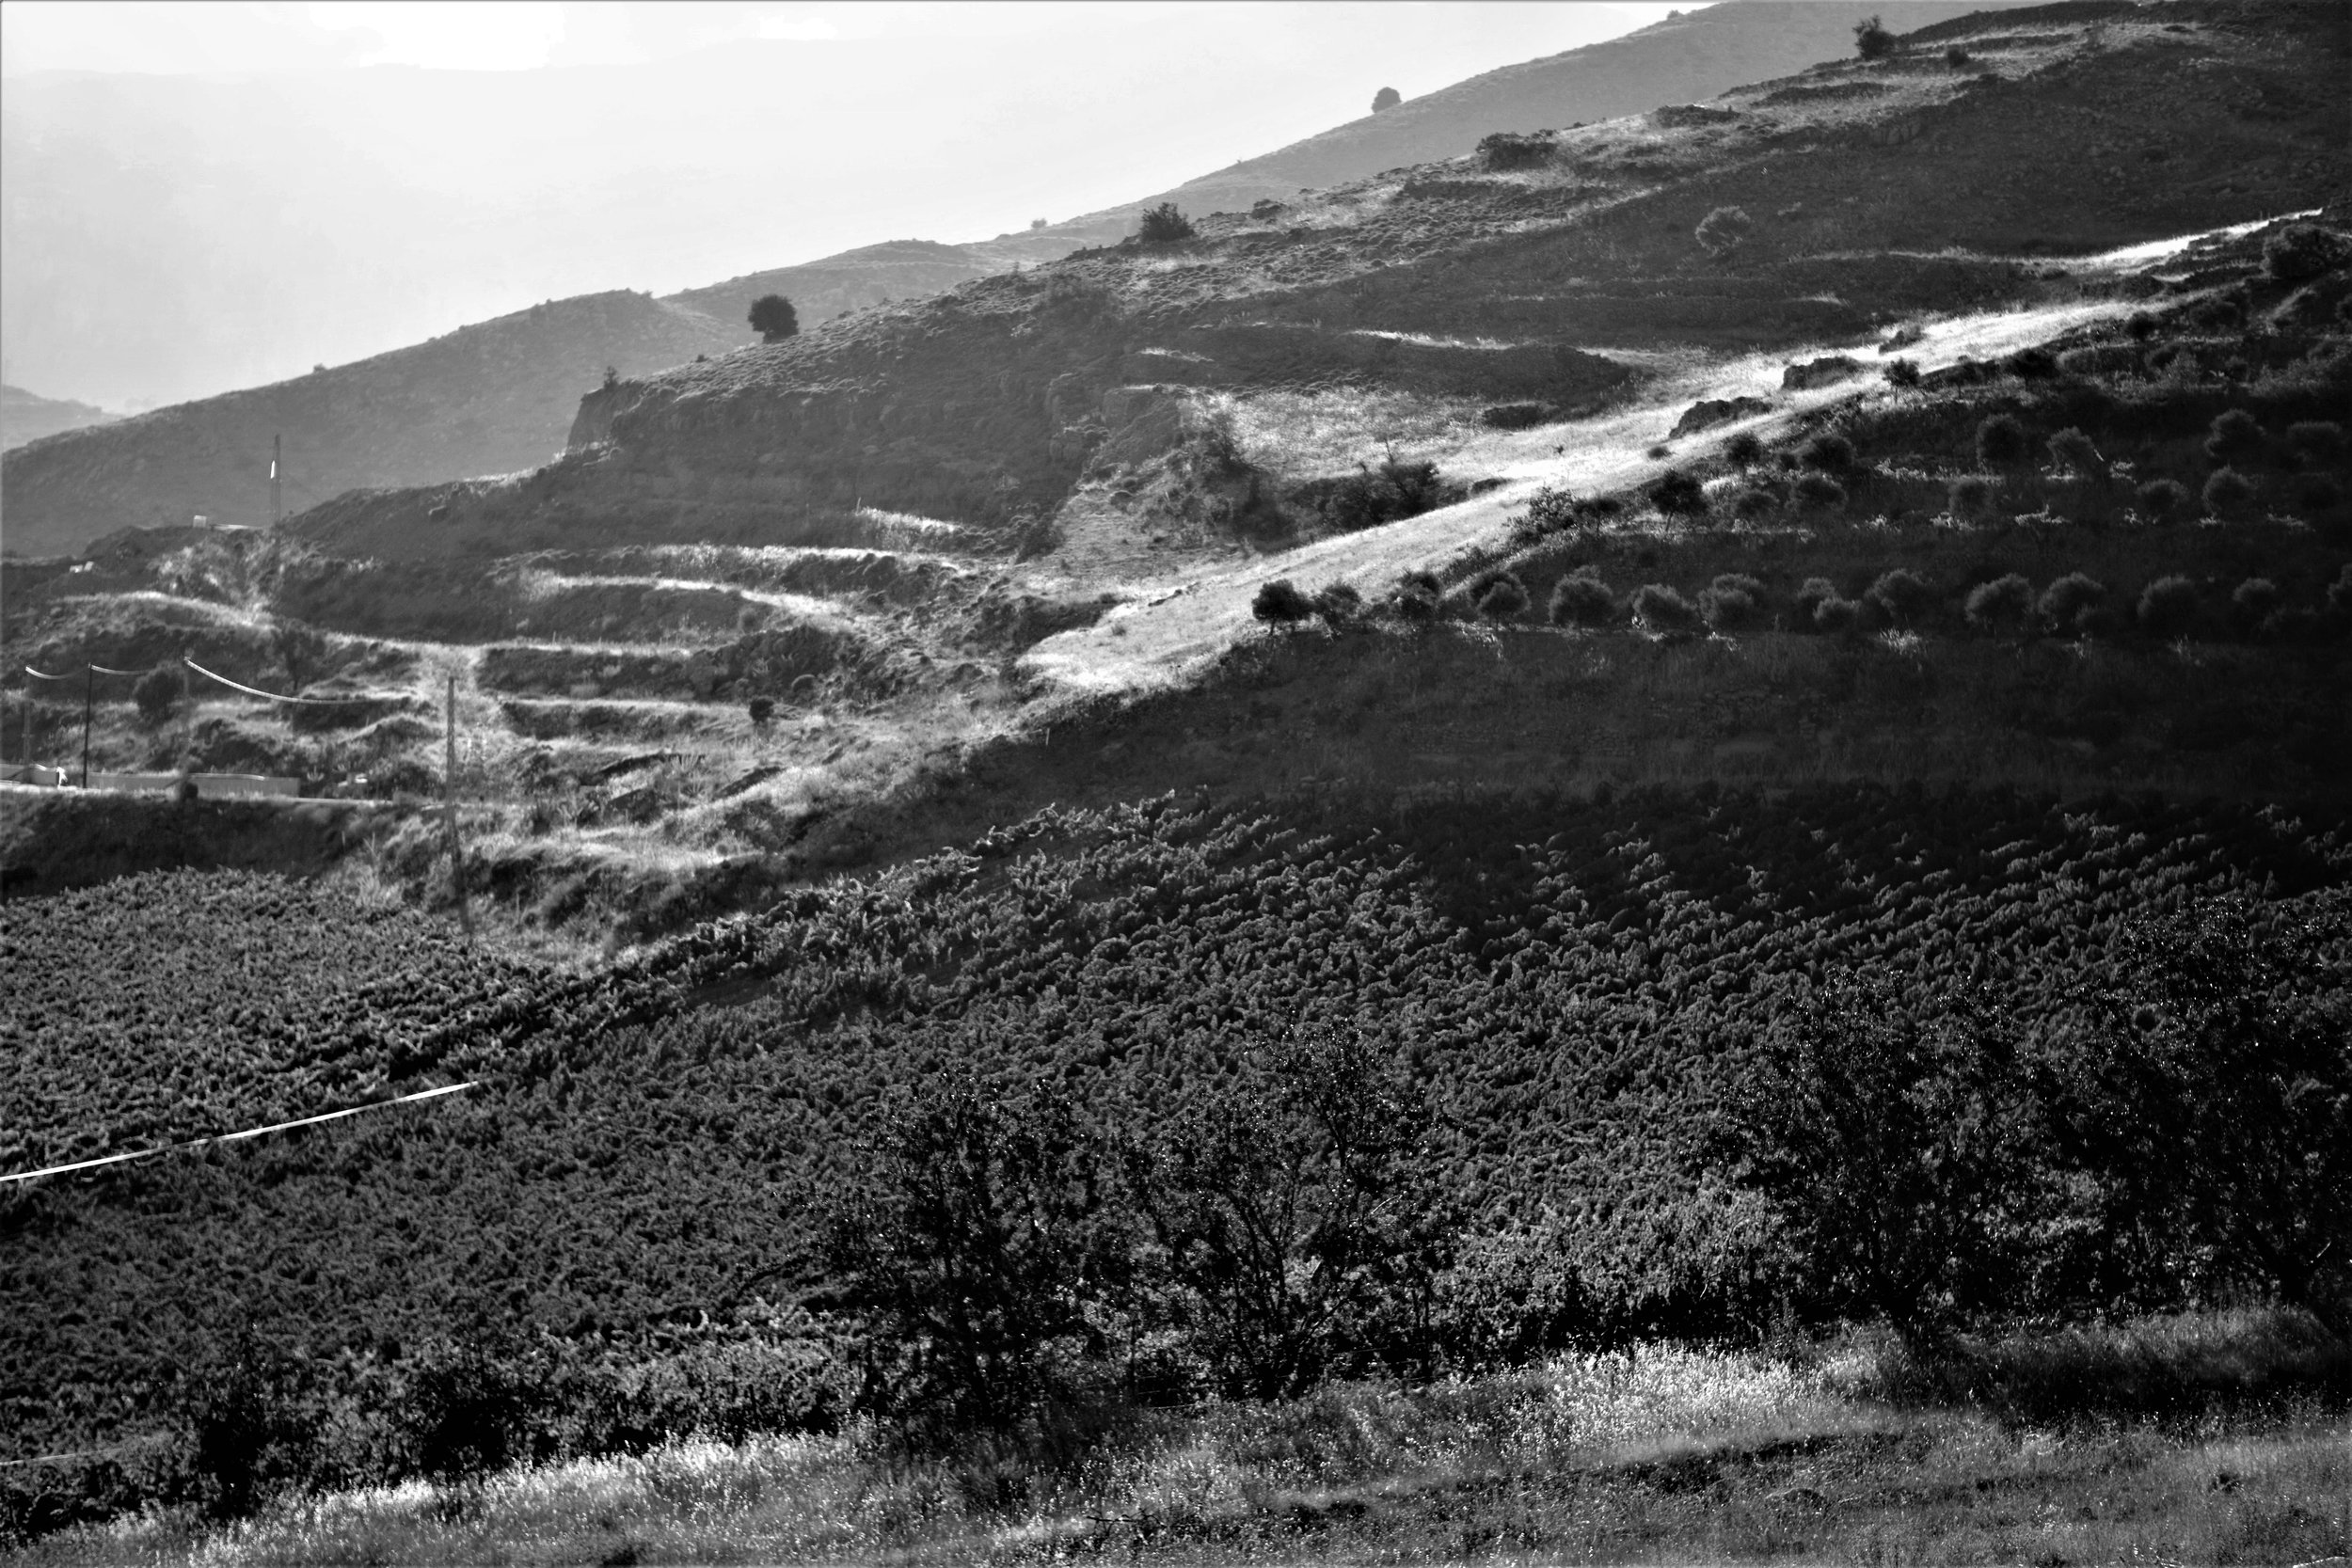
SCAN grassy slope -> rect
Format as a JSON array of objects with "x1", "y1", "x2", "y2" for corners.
[{"x1": 0, "y1": 385, "x2": 115, "y2": 453}]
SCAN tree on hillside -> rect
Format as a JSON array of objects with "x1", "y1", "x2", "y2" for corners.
[
  {"x1": 1136, "y1": 203, "x2": 1197, "y2": 244},
  {"x1": 1852, "y1": 14, "x2": 1897, "y2": 59},
  {"x1": 1371, "y1": 86, "x2": 1402, "y2": 113},
  {"x1": 749, "y1": 293, "x2": 799, "y2": 343}
]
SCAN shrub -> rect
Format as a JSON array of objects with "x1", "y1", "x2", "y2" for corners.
[
  {"x1": 1475, "y1": 573, "x2": 1530, "y2": 621},
  {"x1": 2205, "y1": 409, "x2": 2265, "y2": 467},
  {"x1": 1866, "y1": 569, "x2": 1934, "y2": 627},
  {"x1": 186, "y1": 1332, "x2": 320, "y2": 1520},
  {"x1": 2202, "y1": 467, "x2": 2257, "y2": 517},
  {"x1": 1701, "y1": 574, "x2": 1765, "y2": 631},
  {"x1": 401, "y1": 1336, "x2": 542, "y2": 1484},
  {"x1": 2125, "y1": 310, "x2": 2159, "y2": 341},
  {"x1": 748, "y1": 293, "x2": 799, "y2": 343},
  {"x1": 1136, "y1": 202, "x2": 1196, "y2": 243},
  {"x1": 2047, "y1": 427, "x2": 2106, "y2": 480},
  {"x1": 1549, "y1": 571, "x2": 1616, "y2": 627},
  {"x1": 1482, "y1": 403, "x2": 1551, "y2": 430},
  {"x1": 2189, "y1": 295, "x2": 2246, "y2": 332},
  {"x1": 1725, "y1": 430, "x2": 1765, "y2": 467},
  {"x1": 1648, "y1": 467, "x2": 1708, "y2": 517},
  {"x1": 1800, "y1": 432, "x2": 1855, "y2": 472},
  {"x1": 2037, "y1": 572, "x2": 2106, "y2": 636},
  {"x1": 2262, "y1": 223, "x2": 2349, "y2": 284},
  {"x1": 2286, "y1": 420, "x2": 2345, "y2": 464},
  {"x1": 1518, "y1": 485, "x2": 1580, "y2": 537},
  {"x1": 133, "y1": 668, "x2": 178, "y2": 723},
  {"x1": 1732, "y1": 486, "x2": 1779, "y2": 521},
  {"x1": 1792, "y1": 472, "x2": 1846, "y2": 512},
  {"x1": 747, "y1": 695, "x2": 776, "y2": 725},
  {"x1": 1852, "y1": 13, "x2": 1896, "y2": 59},
  {"x1": 1794, "y1": 576, "x2": 1840, "y2": 624},
  {"x1": 1252, "y1": 579, "x2": 1313, "y2": 625},
  {"x1": 1630, "y1": 583, "x2": 1703, "y2": 634},
  {"x1": 1944, "y1": 44, "x2": 1970, "y2": 66},
  {"x1": 1964, "y1": 573, "x2": 2034, "y2": 633},
  {"x1": 1371, "y1": 86, "x2": 1402, "y2": 113},
  {"x1": 2136, "y1": 477, "x2": 2188, "y2": 519},
  {"x1": 1312, "y1": 582, "x2": 1363, "y2": 626},
  {"x1": 1812, "y1": 594, "x2": 1862, "y2": 635},
  {"x1": 1391, "y1": 570, "x2": 1442, "y2": 622},
  {"x1": 2229, "y1": 577, "x2": 2281, "y2": 636},
  {"x1": 1314, "y1": 457, "x2": 1454, "y2": 531},
  {"x1": 1477, "y1": 131, "x2": 1555, "y2": 171},
  {"x1": 1977, "y1": 414, "x2": 2029, "y2": 467},
  {"x1": 1884, "y1": 357, "x2": 1921, "y2": 387},
  {"x1": 2137, "y1": 576, "x2": 2201, "y2": 639},
  {"x1": 1947, "y1": 475, "x2": 1993, "y2": 518},
  {"x1": 1695, "y1": 205, "x2": 1754, "y2": 261},
  {"x1": 2005, "y1": 346, "x2": 2058, "y2": 380}
]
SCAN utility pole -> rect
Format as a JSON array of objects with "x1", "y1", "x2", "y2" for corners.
[
  {"x1": 80, "y1": 666, "x2": 93, "y2": 787},
  {"x1": 271, "y1": 435, "x2": 282, "y2": 524},
  {"x1": 444, "y1": 672, "x2": 471, "y2": 937}
]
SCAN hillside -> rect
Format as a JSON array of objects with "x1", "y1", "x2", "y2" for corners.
[
  {"x1": 0, "y1": 1, "x2": 2017, "y2": 562},
  {"x1": 0, "y1": 292, "x2": 741, "y2": 556},
  {"x1": 0, "y1": 384, "x2": 114, "y2": 452}
]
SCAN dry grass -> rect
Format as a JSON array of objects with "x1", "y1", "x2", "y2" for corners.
[{"x1": 25, "y1": 1324, "x2": 2346, "y2": 1567}]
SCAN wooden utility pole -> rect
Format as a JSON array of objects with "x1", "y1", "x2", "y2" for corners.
[
  {"x1": 444, "y1": 672, "x2": 471, "y2": 936},
  {"x1": 271, "y1": 435, "x2": 282, "y2": 524},
  {"x1": 80, "y1": 666, "x2": 93, "y2": 787}
]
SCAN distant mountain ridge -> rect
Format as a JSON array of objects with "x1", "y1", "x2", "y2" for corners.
[
  {"x1": 2, "y1": 0, "x2": 2026, "y2": 557},
  {"x1": 1, "y1": 385, "x2": 114, "y2": 453}
]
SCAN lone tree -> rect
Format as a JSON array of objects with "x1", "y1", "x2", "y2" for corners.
[
  {"x1": 1852, "y1": 13, "x2": 1897, "y2": 59},
  {"x1": 1694, "y1": 205, "x2": 1754, "y2": 261},
  {"x1": 1136, "y1": 202, "x2": 1197, "y2": 244},
  {"x1": 1371, "y1": 86, "x2": 1402, "y2": 113},
  {"x1": 748, "y1": 293, "x2": 799, "y2": 343}
]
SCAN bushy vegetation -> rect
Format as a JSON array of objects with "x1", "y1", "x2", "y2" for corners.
[
  {"x1": 1852, "y1": 13, "x2": 1896, "y2": 60},
  {"x1": 1547, "y1": 569, "x2": 1615, "y2": 627},
  {"x1": 1694, "y1": 206, "x2": 1752, "y2": 261},
  {"x1": 1307, "y1": 457, "x2": 1455, "y2": 532},
  {"x1": 1251, "y1": 578, "x2": 1312, "y2": 625},
  {"x1": 748, "y1": 293, "x2": 798, "y2": 343},
  {"x1": 1476, "y1": 131, "x2": 1554, "y2": 172},
  {"x1": 1136, "y1": 203, "x2": 1197, "y2": 244}
]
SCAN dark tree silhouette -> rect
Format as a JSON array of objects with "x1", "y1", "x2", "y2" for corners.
[
  {"x1": 1371, "y1": 86, "x2": 1402, "y2": 112},
  {"x1": 749, "y1": 293, "x2": 799, "y2": 343}
]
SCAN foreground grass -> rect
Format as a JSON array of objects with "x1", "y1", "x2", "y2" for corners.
[{"x1": 23, "y1": 1323, "x2": 2348, "y2": 1568}]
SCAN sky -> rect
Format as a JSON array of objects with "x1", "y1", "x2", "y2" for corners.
[{"x1": 0, "y1": 2, "x2": 1693, "y2": 410}]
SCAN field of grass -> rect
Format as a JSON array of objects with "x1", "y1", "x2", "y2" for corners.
[{"x1": 20, "y1": 1322, "x2": 2345, "y2": 1567}]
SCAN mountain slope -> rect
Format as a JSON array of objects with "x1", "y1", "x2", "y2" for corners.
[
  {"x1": 0, "y1": 1, "x2": 2015, "y2": 561},
  {"x1": 0, "y1": 385, "x2": 115, "y2": 452},
  {"x1": 0, "y1": 293, "x2": 740, "y2": 557}
]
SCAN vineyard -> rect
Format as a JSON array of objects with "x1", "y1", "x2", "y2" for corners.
[{"x1": 5, "y1": 782, "x2": 2347, "y2": 1534}]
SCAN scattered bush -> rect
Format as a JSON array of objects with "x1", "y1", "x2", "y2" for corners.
[
  {"x1": 2037, "y1": 572, "x2": 2107, "y2": 637},
  {"x1": 1943, "y1": 44, "x2": 1969, "y2": 66},
  {"x1": 1852, "y1": 13, "x2": 1896, "y2": 59},
  {"x1": 1977, "y1": 414, "x2": 2029, "y2": 467},
  {"x1": 1647, "y1": 468, "x2": 1708, "y2": 517},
  {"x1": 1548, "y1": 570, "x2": 1616, "y2": 627},
  {"x1": 1474, "y1": 573, "x2": 1531, "y2": 621},
  {"x1": 1725, "y1": 431, "x2": 1766, "y2": 467},
  {"x1": 1792, "y1": 472, "x2": 1846, "y2": 512},
  {"x1": 1311, "y1": 582, "x2": 1363, "y2": 626},
  {"x1": 186, "y1": 1332, "x2": 320, "y2": 1520},
  {"x1": 2137, "y1": 576, "x2": 2201, "y2": 640},
  {"x1": 2229, "y1": 577, "x2": 2282, "y2": 637},
  {"x1": 1794, "y1": 577, "x2": 1840, "y2": 625},
  {"x1": 1629, "y1": 583, "x2": 1703, "y2": 634},
  {"x1": 1964, "y1": 574, "x2": 2035, "y2": 633},
  {"x1": 1482, "y1": 403, "x2": 1551, "y2": 430},
  {"x1": 2005, "y1": 346, "x2": 2059, "y2": 380},
  {"x1": 1391, "y1": 570, "x2": 1442, "y2": 622},
  {"x1": 2135, "y1": 478, "x2": 2188, "y2": 519},
  {"x1": 1800, "y1": 433, "x2": 1855, "y2": 472},
  {"x1": 1312, "y1": 458, "x2": 1454, "y2": 531},
  {"x1": 1371, "y1": 86, "x2": 1402, "y2": 113},
  {"x1": 2204, "y1": 409, "x2": 2265, "y2": 467},
  {"x1": 1731, "y1": 487, "x2": 1779, "y2": 521},
  {"x1": 1812, "y1": 594, "x2": 1862, "y2": 635},
  {"x1": 1884, "y1": 357, "x2": 1921, "y2": 387},
  {"x1": 1695, "y1": 205, "x2": 1754, "y2": 261},
  {"x1": 747, "y1": 695, "x2": 776, "y2": 725},
  {"x1": 748, "y1": 293, "x2": 799, "y2": 343},
  {"x1": 1700, "y1": 574, "x2": 1764, "y2": 631},
  {"x1": 2286, "y1": 420, "x2": 2345, "y2": 464},
  {"x1": 1516, "y1": 485, "x2": 1580, "y2": 538},
  {"x1": 1476, "y1": 131, "x2": 1554, "y2": 171},
  {"x1": 2296, "y1": 474, "x2": 2344, "y2": 515},
  {"x1": 2202, "y1": 467, "x2": 2257, "y2": 517},
  {"x1": 2125, "y1": 310, "x2": 2159, "y2": 341},
  {"x1": 1252, "y1": 579, "x2": 1313, "y2": 625},
  {"x1": 1866, "y1": 569, "x2": 1934, "y2": 628},
  {"x1": 2046, "y1": 427, "x2": 2106, "y2": 480},
  {"x1": 2262, "y1": 223, "x2": 2350, "y2": 284},
  {"x1": 1947, "y1": 475, "x2": 1993, "y2": 518},
  {"x1": 2189, "y1": 295, "x2": 2246, "y2": 332},
  {"x1": 133, "y1": 668, "x2": 179, "y2": 723},
  {"x1": 1136, "y1": 202, "x2": 1197, "y2": 243}
]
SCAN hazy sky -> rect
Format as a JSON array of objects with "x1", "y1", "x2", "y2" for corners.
[{"x1": 2, "y1": 2, "x2": 1693, "y2": 410}]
